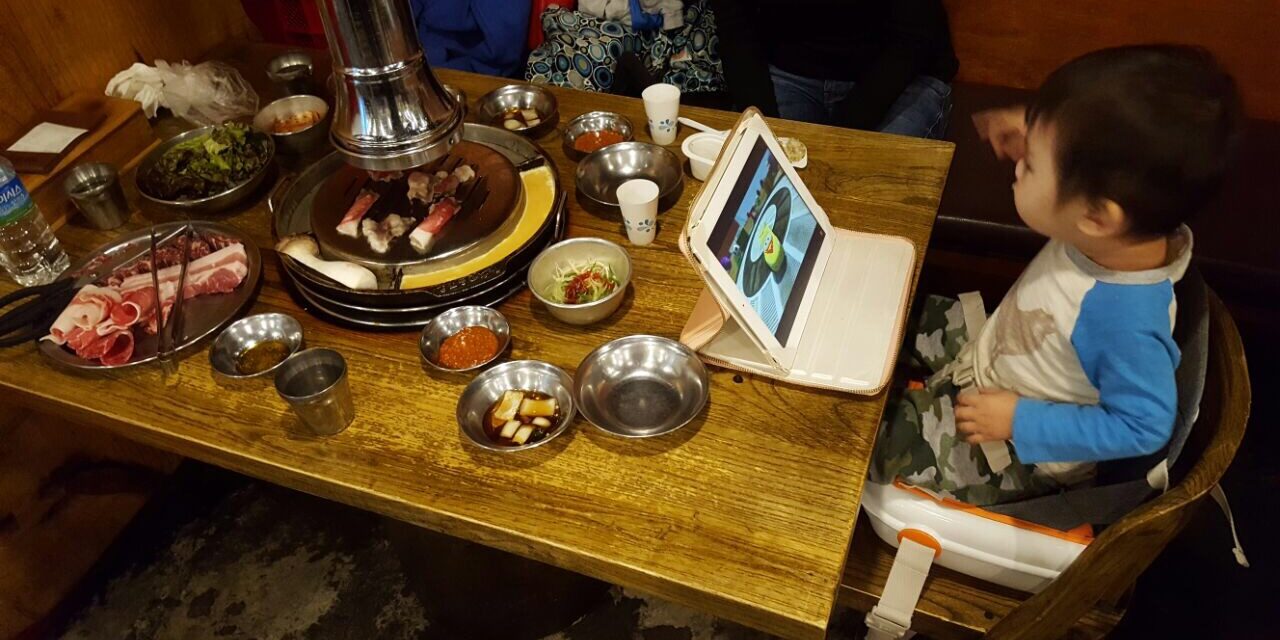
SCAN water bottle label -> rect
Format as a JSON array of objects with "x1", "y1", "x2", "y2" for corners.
[{"x1": 0, "y1": 177, "x2": 33, "y2": 227}]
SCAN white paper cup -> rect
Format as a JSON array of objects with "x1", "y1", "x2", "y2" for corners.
[
  {"x1": 616, "y1": 179, "x2": 659, "y2": 246},
  {"x1": 642, "y1": 83, "x2": 681, "y2": 145}
]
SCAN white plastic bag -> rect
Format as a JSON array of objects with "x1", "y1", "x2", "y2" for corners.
[{"x1": 106, "y1": 60, "x2": 258, "y2": 125}]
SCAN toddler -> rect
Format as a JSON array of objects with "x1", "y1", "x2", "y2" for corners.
[{"x1": 871, "y1": 45, "x2": 1240, "y2": 506}]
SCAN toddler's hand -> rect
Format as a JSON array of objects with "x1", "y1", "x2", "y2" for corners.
[
  {"x1": 955, "y1": 387, "x2": 1018, "y2": 443},
  {"x1": 973, "y1": 107, "x2": 1027, "y2": 162}
]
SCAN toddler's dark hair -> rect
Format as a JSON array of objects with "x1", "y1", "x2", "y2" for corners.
[{"x1": 1027, "y1": 45, "x2": 1241, "y2": 236}]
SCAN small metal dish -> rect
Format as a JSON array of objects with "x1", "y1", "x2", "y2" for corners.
[
  {"x1": 136, "y1": 124, "x2": 275, "y2": 214},
  {"x1": 456, "y1": 360, "x2": 576, "y2": 452},
  {"x1": 475, "y1": 84, "x2": 559, "y2": 138},
  {"x1": 563, "y1": 111, "x2": 634, "y2": 162},
  {"x1": 528, "y1": 238, "x2": 632, "y2": 326},
  {"x1": 266, "y1": 51, "x2": 316, "y2": 95},
  {"x1": 253, "y1": 94, "x2": 330, "y2": 156},
  {"x1": 575, "y1": 335, "x2": 709, "y2": 438},
  {"x1": 575, "y1": 141, "x2": 684, "y2": 215},
  {"x1": 209, "y1": 313, "x2": 305, "y2": 379},
  {"x1": 419, "y1": 306, "x2": 512, "y2": 373}
]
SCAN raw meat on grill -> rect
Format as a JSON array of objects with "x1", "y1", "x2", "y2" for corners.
[
  {"x1": 361, "y1": 213, "x2": 414, "y2": 254},
  {"x1": 368, "y1": 170, "x2": 403, "y2": 182},
  {"x1": 336, "y1": 190, "x2": 379, "y2": 238},
  {"x1": 406, "y1": 171, "x2": 434, "y2": 204},
  {"x1": 410, "y1": 197, "x2": 461, "y2": 254}
]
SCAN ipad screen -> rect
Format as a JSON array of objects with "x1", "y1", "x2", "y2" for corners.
[{"x1": 705, "y1": 137, "x2": 826, "y2": 347}]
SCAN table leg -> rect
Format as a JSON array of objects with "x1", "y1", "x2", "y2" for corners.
[{"x1": 385, "y1": 519, "x2": 611, "y2": 640}]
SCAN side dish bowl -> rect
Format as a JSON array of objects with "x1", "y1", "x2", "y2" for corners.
[
  {"x1": 136, "y1": 124, "x2": 275, "y2": 214},
  {"x1": 456, "y1": 360, "x2": 576, "y2": 452},
  {"x1": 527, "y1": 238, "x2": 632, "y2": 326},
  {"x1": 420, "y1": 306, "x2": 511, "y2": 373}
]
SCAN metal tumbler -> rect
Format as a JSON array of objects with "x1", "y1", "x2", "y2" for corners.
[
  {"x1": 266, "y1": 52, "x2": 317, "y2": 96},
  {"x1": 274, "y1": 348, "x2": 355, "y2": 435},
  {"x1": 64, "y1": 163, "x2": 129, "y2": 230}
]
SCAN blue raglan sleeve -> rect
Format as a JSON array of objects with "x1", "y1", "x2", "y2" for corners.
[{"x1": 1011, "y1": 281, "x2": 1180, "y2": 463}]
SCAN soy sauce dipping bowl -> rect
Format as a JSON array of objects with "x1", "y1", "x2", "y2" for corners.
[
  {"x1": 419, "y1": 306, "x2": 511, "y2": 373},
  {"x1": 475, "y1": 84, "x2": 559, "y2": 138},
  {"x1": 575, "y1": 335, "x2": 709, "y2": 438},
  {"x1": 563, "y1": 111, "x2": 634, "y2": 162},
  {"x1": 210, "y1": 313, "x2": 305, "y2": 379},
  {"x1": 456, "y1": 360, "x2": 576, "y2": 452}
]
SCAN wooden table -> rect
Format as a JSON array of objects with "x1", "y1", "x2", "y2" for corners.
[{"x1": 0, "y1": 43, "x2": 952, "y2": 639}]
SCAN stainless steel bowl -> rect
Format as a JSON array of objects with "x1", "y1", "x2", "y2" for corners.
[
  {"x1": 266, "y1": 51, "x2": 316, "y2": 95},
  {"x1": 136, "y1": 124, "x2": 275, "y2": 214},
  {"x1": 528, "y1": 238, "x2": 631, "y2": 326},
  {"x1": 253, "y1": 95, "x2": 330, "y2": 156},
  {"x1": 575, "y1": 141, "x2": 684, "y2": 215},
  {"x1": 419, "y1": 306, "x2": 511, "y2": 373},
  {"x1": 209, "y1": 313, "x2": 305, "y2": 379},
  {"x1": 475, "y1": 84, "x2": 559, "y2": 138},
  {"x1": 562, "y1": 111, "x2": 634, "y2": 162},
  {"x1": 575, "y1": 335, "x2": 709, "y2": 438},
  {"x1": 456, "y1": 360, "x2": 576, "y2": 452}
]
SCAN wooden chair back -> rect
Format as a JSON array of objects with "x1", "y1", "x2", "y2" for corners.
[
  {"x1": 985, "y1": 289, "x2": 1251, "y2": 638},
  {"x1": 840, "y1": 287, "x2": 1251, "y2": 639}
]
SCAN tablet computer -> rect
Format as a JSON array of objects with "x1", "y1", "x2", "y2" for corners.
[{"x1": 687, "y1": 123, "x2": 834, "y2": 370}]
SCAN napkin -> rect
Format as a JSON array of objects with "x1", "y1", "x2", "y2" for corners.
[{"x1": 7, "y1": 122, "x2": 89, "y2": 154}]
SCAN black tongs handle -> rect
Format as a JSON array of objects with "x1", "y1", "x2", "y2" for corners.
[{"x1": 0, "y1": 278, "x2": 75, "y2": 348}]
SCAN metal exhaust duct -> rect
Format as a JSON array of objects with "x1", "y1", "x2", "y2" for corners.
[{"x1": 316, "y1": 0, "x2": 463, "y2": 171}]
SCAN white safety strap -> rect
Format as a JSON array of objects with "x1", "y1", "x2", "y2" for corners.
[
  {"x1": 954, "y1": 293, "x2": 1013, "y2": 473},
  {"x1": 1208, "y1": 484, "x2": 1250, "y2": 568},
  {"x1": 864, "y1": 538, "x2": 935, "y2": 640}
]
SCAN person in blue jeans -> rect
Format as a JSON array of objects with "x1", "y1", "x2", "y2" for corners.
[{"x1": 710, "y1": 0, "x2": 957, "y2": 140}]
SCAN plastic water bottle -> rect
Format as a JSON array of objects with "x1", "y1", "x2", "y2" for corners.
[{"x1": 0, "y1": 156, "x2": 69, "y2": 286}]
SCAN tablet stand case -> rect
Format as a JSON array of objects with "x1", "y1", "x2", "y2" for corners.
[{"x1": 677, "y1": 109, "x2": 916, "y2": 395}]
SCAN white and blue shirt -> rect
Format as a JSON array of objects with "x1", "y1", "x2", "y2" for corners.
[{"x1": 973, "y1": 227, "x2": 1192, "y2": 484}]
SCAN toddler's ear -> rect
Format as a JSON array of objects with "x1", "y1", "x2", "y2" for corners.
[{"x1": 1077, "y1": 199, "x2": 1128, "y2": 238}]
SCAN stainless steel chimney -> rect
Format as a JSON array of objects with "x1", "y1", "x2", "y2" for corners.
[{"x1": 316, "y1": 0, "x2": 463, "y2": 171}]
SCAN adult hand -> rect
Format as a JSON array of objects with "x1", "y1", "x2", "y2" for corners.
[
  {"x1": 955, "y1": 387, "x2": 1018, "y2": 444},
  {"x1": 973, "y1": 106, "x2": 1027, "y2": 162}
]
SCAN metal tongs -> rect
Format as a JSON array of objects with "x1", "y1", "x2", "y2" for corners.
[{"x1": 151, "y1": 223, "x2": 193, "y2": 380}]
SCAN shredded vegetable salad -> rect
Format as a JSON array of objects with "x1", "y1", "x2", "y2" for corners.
[{"x1": 546, "y1": 259, "x2": 620, "y2": 305}]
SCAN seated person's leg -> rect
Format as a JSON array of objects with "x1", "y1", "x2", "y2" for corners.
[
  {"x1": 872, "y1": 383, "x2": 1060, "y2": 507},
  {"x1": 906, "y1": 295, "x2": 969, "y2": 373},
  {"x1": 877, "y1": 75, "x2": 953, "y2": 140},
  {"x1": 769, "y1": 65, "x2": 830, "y2": 124}
]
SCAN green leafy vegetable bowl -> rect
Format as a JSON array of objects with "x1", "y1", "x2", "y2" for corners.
[{"x1": 137, "y1": 123, "x2": 275, "y2": 214}]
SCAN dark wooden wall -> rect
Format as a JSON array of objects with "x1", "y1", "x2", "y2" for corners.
[
  {"x1": 944, "y1": 0, "x2": 1280, "y2": 120},
  {"x1": 0, "y1": 0, "x2": 255, "y2": 142}
]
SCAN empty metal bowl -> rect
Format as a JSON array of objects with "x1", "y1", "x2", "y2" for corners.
[
  {"x1": 210, "y1": 313, "x2": 305, "y2": 379},
  {"x1": 419, "y1": 305, "x2": 511, "y2": 373},
  {"x1": 575, "y1": 141, "x2": 684, "y2": 215},
  {"x1": 253, "y1": 94, "x2": 330, "y2": 155},
  {"x1": 528, "y1": 238, "x2": 632, "y2": 326},
  {"x1": 563, "y1": 111, "x2": 634, "y2": 162},
  {"x1": 456, "y1": 360, "x2": 577, "y2": 452},
  {"x1": 475, "y1": 84, "x2": 559, "y2": 138},
  {"x1": 575, "y1": 335, "x2": 709, "y2": 438}
]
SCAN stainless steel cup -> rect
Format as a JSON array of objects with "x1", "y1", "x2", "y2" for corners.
[
  {"x1": 267, "y1": 52, "x2": 316, "y2": 96},
  {"x1": 64, "y1": 163, "x2": 129, "y2": 230},
  {"x1": 274, "y1": 348, "x2": 354, "y2": 435}
]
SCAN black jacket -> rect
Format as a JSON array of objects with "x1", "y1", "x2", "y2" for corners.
[{"x1": 711, "y1": 0, "x2": 958, "y2": 130}]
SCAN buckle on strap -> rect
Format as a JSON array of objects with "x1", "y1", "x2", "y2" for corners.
[{"x1": 863, "y1": 537, "x2": 938, "y2": 640}]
